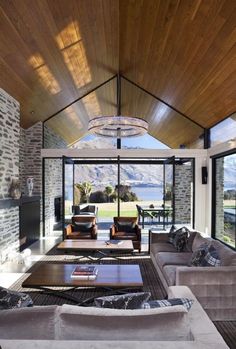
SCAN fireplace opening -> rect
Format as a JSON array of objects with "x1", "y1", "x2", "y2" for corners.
[{"x1": 54, "y1": 196, "x2": 63, "y2": 229}]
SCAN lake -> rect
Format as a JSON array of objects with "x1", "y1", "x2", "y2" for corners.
[{"x1": 131, "y1": 186, "x2": 163, "y2": 201}]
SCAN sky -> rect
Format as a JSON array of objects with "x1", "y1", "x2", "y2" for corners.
[{"x1": 78, "y1": 133, "x2": 169, "y2": 149}]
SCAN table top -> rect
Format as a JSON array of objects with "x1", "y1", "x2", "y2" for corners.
[
  {"x1": 22, "y1": 263, "x2": 143, "y2": 288},
  {"x1": 57, "y1": 239, "x2": 134, "y2": 251},
  {"x1": 140, "y1": 207, "x2": 172, "y2": 212}
]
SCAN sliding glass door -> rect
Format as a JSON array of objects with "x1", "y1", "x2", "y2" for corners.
[{"x1": 213, "y1": 152, "x2": 236, "y2": 248}]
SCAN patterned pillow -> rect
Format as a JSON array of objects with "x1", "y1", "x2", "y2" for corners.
[
  {"x1": 0, "y1": 287, "x2": 33, "y2": 310},
  {"x1": 142, "y1": 298, "x2": 193, "y2": 311},
  {"x1": 190, "y1": 243, "x2": 208, "y2": 266},
  {"x1": 94, "y1": 292, "x2": 151, "y2": 309},
  {"x1": 168, "y1": 225, "x2": 177, "y2": 244},
  {"x1": 173, "y1": 227, "x2": 189, "y2": 252},
  {"x1": 190, "y1": 243, "x2": 221, "y2": 267},
  {"x1": 201, "y1": 244, "x2": 221, "y2": 267}
]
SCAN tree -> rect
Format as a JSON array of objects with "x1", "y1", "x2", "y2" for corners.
[
  {"x1": 104, "y1": 185, "x2": 113, "y2": 202},
  {"x1": 75, "y1": 182, "x2": 92, "y2": 203},
  {"x1": 90, "y1": 190, "x2": 107, "y2": 203}
]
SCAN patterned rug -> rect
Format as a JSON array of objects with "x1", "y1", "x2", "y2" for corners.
[{"x1": 9, "y1": 251, "x2": 166, "y2": 306}]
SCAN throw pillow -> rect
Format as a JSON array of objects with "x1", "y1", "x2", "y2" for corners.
[
  {"x1": 173, "y1": 227, "x2": 189, "y2": 252},
  {"x1": 94, "y1": 292, "x2": 151, "y2": 309},
  {"x1": 142, "y1": 298, "x2": 193, "y2": 311},
  {"x1": 0, "y1": 287, "x2": 33, "y2": 310},
  {"x1": 190, "y1": 243, "x2": 221, "y2": 267},
  {"x1": 201, "y1": 244, "x2": 221, "y2": 267},
  {"x1": 73, "y1": 221, "x2": 93, "y2": 231},
  {"x1": 168, "y1": 225, "x2": 177, "y2": 244}
]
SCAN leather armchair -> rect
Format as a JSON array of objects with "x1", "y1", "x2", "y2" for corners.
[
  {"x1": 64, "y1": 216, "x2": 97, "y2": 240},
  {"x1": 110, "y1": 217, "x2": 141, "y2": 252}
]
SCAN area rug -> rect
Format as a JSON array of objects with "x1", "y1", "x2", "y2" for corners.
[{"x1": 9, "y1": 252, "x2": 167, "y2": 306}]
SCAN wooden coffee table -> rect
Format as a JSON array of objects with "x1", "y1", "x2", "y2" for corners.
[
  {"x1": 22, "y1": 263, "x2": 143, "y2": 305},
  {"x1": 57, "y1": 239, "x2": 134, "y2": 261}
]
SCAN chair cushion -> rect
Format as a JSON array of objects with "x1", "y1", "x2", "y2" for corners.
[
  {"x1": 116, "y1": 221, "x2": 136, "y2": 233},
  {"x1": 94, "y1": 292, "x2": 151, "y2": 309},
  {"x1": 73, "y1": 221, "x2": 93, "y2": 231},
  {"x1": 0, "y1": 287, "x2": 33, "y2": 310},
  {"x1": 113, "y1": 232, "x2": 137, "y2": 240}
]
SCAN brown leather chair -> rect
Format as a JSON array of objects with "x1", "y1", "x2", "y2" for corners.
[
  {"x1": 110, "y1": 217, "x2": 141, "y2": 252},
  {"x1": 64, "y1": 216, "x2": 97, "y2": 240}
]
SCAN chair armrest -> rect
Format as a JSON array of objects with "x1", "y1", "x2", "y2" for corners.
[
  {"x1": 135, "y1": 225, "x2": 141, "y2": 240},
  {"x1": 91, "y1": 224, "x2": 98, "y2": 239},
  {"x1": 110, "y1": 225, "x2": 116, "y2": 238},
  {"x1": 64, "y1": 224, "x2": 73, "y2": 238}
]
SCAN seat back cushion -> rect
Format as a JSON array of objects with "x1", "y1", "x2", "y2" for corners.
[
  {"x1": 192, "y1": 232, "x2": 212, "y2": 252},
  {"x1": 58, "y1": 304, "x2": 192, "y2": 341},
  {"x1": 0, "y1": 305, "x2": 57, "y2": 339}
]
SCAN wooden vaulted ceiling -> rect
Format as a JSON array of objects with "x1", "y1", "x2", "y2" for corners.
[{"x1": 0, "y1": 0, "x2": 236, "y2": 148}]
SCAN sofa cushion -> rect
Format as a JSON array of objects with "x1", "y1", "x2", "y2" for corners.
[
  {"x1": 156, "y1": 252, "x2": 192, "y2": 268},
  {"x1": 0, "y1": 305, "x2": 57, "y2": 339},
  {"x1": 210, "y1": 239, "x2": 236, "y2": 266},
  {"x1": 0, "y1": 287, "x2": 33, "y2": 310},
  {"x1": 192, "y1": 232, "x2": 212, "y2": 252},
  {"x1": 58, "y1": 304, "x2": 192, "y2": 341},
  {"x1": 162, "y1": 265, "x2": 178, "y2": 286},
  {"x1": 94, "y1": 292, "x2": 150, "y2": 309},
  {"x1": 142, "y1": 298, "x2": 193, "y2": 311},
  {"x1": 173, "y1": 227, "x2": 189, "y2": 252},
  {"x1": 190, "y1": 243, "x2": 209, "y2": 266},
  {"x1": 151, "y1": 242, "x2": 177, "y2": 254}
]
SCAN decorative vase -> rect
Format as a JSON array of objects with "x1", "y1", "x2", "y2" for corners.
[
  {"x1": 9, "y1": 178, "x2": 21, "y2": 199},
  {"x1": 26, "y1": 177, "x2": 34, "y2": 196}
]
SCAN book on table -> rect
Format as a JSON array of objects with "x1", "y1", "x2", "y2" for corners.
[
  {"x1": 105, "y1": 240, "x2": 123, "y2": 245},
  {"x1": 71, "y1": 265, "x2": 98, "y2": 280}
]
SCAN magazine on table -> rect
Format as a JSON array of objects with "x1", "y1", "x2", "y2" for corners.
[
  {"x1": 71, "y1": 265, "x2": 98, "y2": 279},
  {"x1": 105, "y1": 240, "x2": 123, "y2": 245}
]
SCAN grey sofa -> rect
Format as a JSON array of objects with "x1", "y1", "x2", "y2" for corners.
[
  {"x1": 0, "y1": 286, "x2": 229, "y2": 349},
  {"x1": 150, "y1": 230, "x2": 236, "y2": 321}
]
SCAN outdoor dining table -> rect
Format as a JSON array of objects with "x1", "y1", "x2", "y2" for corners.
[{"x1": 139, "y1": 206, "x2": 173, "y2": 229}]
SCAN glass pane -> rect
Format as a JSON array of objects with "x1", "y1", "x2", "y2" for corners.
[
  {"x1": 120, "y1": 164, "x2": 165, "y2": 229},
  {"x1": 164, "y1": 163, "x2": 174, "y2": 225},
  {"x1": 64, "y1": 162, "x2": 73, "y2": 218},
  {"x1": 73, "y1": 163, "x2": 118, "y2": 228},
  {"x1": 211, "y1": 114, "x2": 236, "y2": 147},
  {"x1": 215, "y1": 153, "x2": 236, "y2": 247}
]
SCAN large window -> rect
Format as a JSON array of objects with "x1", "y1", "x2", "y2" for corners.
[
  {"x1": 213, "y1": 152, "x2": 236, "y2": 248},
  {"x1": 210, "y1": 114, "x2": 236, "y2": 147}
]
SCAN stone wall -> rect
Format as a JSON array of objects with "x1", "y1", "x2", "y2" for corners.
[
  {"x1": 20, "y1": 122, "x2": 43, "y2": 196},
  {"x1": 175, "y1": 163, "x2": 193, "y2": 225},
  {"x1": 44, "y1": 159, "x2": 63, "y2": 235},
  {"x1": 44, "y1": 124, "x2": 67, "y2": 235},
  {"x1": 0, "y1": 88, "x2": 20, "y2": 262}
]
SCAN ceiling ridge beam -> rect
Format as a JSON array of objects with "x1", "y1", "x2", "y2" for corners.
[
  {"x1": 43, "y1": 74, "x2": 118, "y2": 124},
  {"x1": 120, "y1": 75, "x2": 204, "y2": 129}
]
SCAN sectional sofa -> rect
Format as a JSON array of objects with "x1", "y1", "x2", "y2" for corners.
[
  {"x1": 0, "y1": 286, "x2": 229, "y2": 348},
  {"x1": 150, "y1": 230, "x2": 236, "y2": 320}
]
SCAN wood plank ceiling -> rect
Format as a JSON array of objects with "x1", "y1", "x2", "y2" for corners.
[{"x1": 0, "y1": 0, "x2": 236, "y2": 148}]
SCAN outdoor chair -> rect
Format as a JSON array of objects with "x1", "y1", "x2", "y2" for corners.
[
  {"x1": 110, "y1": 216, "x2": 141, "y2": 252},
  {"x1": 64, "y1": 216, "x2": 97, "y2": 240},
  {"x1": 136, "y1": 204, "x2": 154, "y2": 226}
]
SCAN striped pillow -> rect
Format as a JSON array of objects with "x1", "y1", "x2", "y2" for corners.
[{"x1": 142, "y1": 298, "x2": 193, "y2": 311}]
